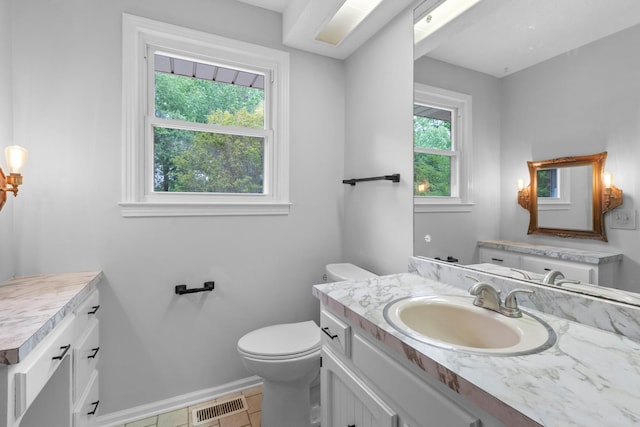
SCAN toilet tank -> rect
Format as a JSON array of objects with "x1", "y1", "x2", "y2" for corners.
[{"x1": 325, "y1": 263, "x2": 377, "y2": 282}]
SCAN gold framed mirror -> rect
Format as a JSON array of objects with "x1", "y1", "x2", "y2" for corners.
[{"x1": 517, "y1": 152, "x2": 622, "y2": 241}]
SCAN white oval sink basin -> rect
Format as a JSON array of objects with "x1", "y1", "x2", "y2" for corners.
[{"x1": 383, "y1": 295, "x2": 556, "y2": 355}]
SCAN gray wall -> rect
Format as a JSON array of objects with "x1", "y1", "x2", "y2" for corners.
[
  {"x1": 0, "y1": 0, "x2": 14, "y2": 282},
  {"x1": 6, "y1": 0, "x2": 416, "y2": 417},
  {"x1": 499, "y1": 24, "x2": 640, "y2": 293},
  {"x1": 8, "y1": 0, "x2": 347, "y2": 414},
  {"x1": 343, "y1": 9, "x2": 414, "y2": 274},
  {"x1": 413, "y1": 57, "x2": 502, "y2": 264}
]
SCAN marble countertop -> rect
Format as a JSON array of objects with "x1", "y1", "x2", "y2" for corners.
[
  {"x1": 313, "y1": 273, "x2": 640, "y2": 427},
  {"x1": 0, "y1": 271, "x2": 103, "y2": 365},
  {"x1": 478, "y1": 240, "x2": 622, "y2": 265}
]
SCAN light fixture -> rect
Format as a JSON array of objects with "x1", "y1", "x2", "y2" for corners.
[
  {"x1": 602, "y1": 172, "x2": 622, "y2": 213},
  {"x1": 414, "y1": 0, "x2": 482, "y2": 44},
  {"x1": 0, "y1": 145, "x2": 28, "y2": 212},
  {"x1": 315, "y1": 0, "x2": 384, "y2": 46},
  {"x1": 517, "y1": 178, "x2": 530, "y2": 210}
]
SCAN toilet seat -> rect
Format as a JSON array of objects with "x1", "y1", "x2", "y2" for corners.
[{"x1": 237, "y1": 320, "x2": 321, "y2": 360}]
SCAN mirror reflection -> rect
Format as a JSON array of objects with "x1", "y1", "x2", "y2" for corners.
[
  {"x1": 413, "y1": 0, "x2": 640, "y2": 303},
  {"x1": 537, "y1": 166, "x2": 593, "y2": 230}
]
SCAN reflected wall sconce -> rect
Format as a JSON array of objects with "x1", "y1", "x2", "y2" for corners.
[
  {"x1": 517, "y1": 178, "x2": 530, "y2": 210},
  {"x1": 602, "y1": 172, "x2": 623, "y2": 213},
  {"x1": 0, "y1": 145, "x2": 28, "y2": 212}
]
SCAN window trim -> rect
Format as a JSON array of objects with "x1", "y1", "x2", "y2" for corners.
[
  {"x1": 120, "y1": 14, "x2": 290, "y2": 217},
  {"x1": 413, "y1": 83, "x2": 473, "y2": 213}
]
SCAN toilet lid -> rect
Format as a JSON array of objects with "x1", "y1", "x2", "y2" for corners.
[{"x1": 238, "y1": 320, "x2": 320, "y2": 358}]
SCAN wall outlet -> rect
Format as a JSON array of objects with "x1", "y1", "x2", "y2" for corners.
[{"x1": 611, "y1": 209, "x2": 636, "y2": 229}]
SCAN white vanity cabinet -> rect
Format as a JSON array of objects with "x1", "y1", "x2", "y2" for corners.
[
  {"x1": 478, "y1": 241, "x2": 622, "y2": 286},
  {"x1": 0, "y1": 272, "x2": 102, "y2": 427},
  {"x1": 320, "y1": 307, "x2": 494, "y2": 427}
]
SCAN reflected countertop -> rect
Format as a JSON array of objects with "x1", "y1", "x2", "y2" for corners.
[
  {"x1": 478, "y1": 240, "x2": 622, "y2": 265},
  {"x1": 0, "y1": 271, "x2": 103, "y2": 365},
  {"x1": 313, "y1": 273, "x2": 640, "y2": 426}
]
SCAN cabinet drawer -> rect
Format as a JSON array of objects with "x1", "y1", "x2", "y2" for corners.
[
  {"x1": 75, "y1": 289, "x2": 100, "y2": 327},
  {"x1": 14, "y1": 313, "x2": 77, "y2": 418},
  {"x1": 73, "y1": 320, "x2": 99, "y2": 404},
  {"x1": 73, "y1": 370, "x2": 99, "y2": 427},
  {"x1": 479, "y1": 248, "x2": 520, "y2": 268},
  {"x1": 520, "y1": 257, "x2": 593, "y2": 283},
  {"x1": 320, "y1": 310, "x2": 351, "y2": 358},
  {"x1": 352, "y1": 334, "x2": 480, "y2": 427}
]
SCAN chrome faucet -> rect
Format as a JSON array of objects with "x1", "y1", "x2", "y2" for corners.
[
  {"x1": 510, "y1": 268, "x2": 532, "y2": 280},
  {"x1": 468, "y1": 281, "x2": 534, "y2": 318},
  {"x1": 542, "y1": 270, "x2": 565, "y2": 284}
]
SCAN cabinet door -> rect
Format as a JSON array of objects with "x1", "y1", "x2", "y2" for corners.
[{"x1": 322, "y1": 349, "x2": 398, "y2": 427}]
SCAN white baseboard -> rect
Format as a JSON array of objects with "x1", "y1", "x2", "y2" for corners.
[{"x1": 96, "y1": 376, "x2": 262, "y2": 427}]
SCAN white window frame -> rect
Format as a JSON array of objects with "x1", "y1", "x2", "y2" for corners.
[
  {"x1": 120, "y1": 14, "x2": 290, "y2": 217},
  {"x1": 413, "y1": 83, "x2": 473, "y2": 213}
]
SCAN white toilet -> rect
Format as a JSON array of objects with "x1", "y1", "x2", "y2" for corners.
[{"x1": 236, "y1": 263, "x2": 377, "y2": 427}]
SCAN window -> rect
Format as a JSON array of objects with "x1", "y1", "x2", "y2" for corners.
[
  {"x1": 121, "y1": 14, "x2": 290, "y2": 217},
  {"x1": 413, "y1": 84, "x2": 472, "y2": 212}
]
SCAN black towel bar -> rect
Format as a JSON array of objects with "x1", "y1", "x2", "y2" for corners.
[{"x1": 342, "y1": 173, "x2": 400, "y2": 186}]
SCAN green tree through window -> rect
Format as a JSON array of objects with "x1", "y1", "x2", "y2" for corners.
[
  {"x1": 153, "y1": 67, "x2": 265, "y2": 193},
  {"x1": 413, "y1": 109, "x2": 453, "y2": 197}
]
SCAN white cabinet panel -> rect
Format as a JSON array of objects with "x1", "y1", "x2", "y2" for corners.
[
  {"x1": 322, "y1": 349, "x2": 398, "y2": 427},
  {"x1": 352, "y1": 334, "x2": 480, "y2": 427},
  {"x1": 520, "y1": 257, "x2": 594, "y2": 283}
]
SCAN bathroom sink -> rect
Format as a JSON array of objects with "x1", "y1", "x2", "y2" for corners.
[{"x1": 383, "y1": 295, "x2": 556, "y2": 356}]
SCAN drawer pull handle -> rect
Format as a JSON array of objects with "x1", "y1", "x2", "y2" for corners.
[
  {"x1": 322, "y1": 327, "x2": 338, "y2": 340},
  {"x1": 88, "y1": 347, "x2": 100, "y2": 359},
  {"x1": 491, "y1": 257, "x2": 504, "y2": 262},
  {"x1": 88, "y1": 305, "x2": 100, "y2": 315},
  {"x1": 52, "y1": 344, "x2": 71, "y2": 361},
  {"x1": 87, "y1": 400, "x2": 100, "y2": 416}
]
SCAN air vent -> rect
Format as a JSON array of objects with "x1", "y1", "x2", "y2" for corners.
[{"x1": 191, "y1": 395, "x2": 248, "y2": 426}]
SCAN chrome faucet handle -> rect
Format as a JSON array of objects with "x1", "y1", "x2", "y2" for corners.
[
  {"x1": 555, "y1": 279, "x2": 581, "y2": 286},
  {"x1": 502, "y1": 289, "x2": 534, "y2": 318},
  {"x1": 468, "y1": 282, "x2": 502, "y2": 313},
  {"x1": 510, "y1": 268, "x2": 532, "y2": 280}
]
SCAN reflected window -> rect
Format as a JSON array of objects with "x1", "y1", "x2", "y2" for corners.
[
  {"x1": 537, "y1": 168, "x2": 559, "y2": 198},
  {"x1": 413, "y1": 84, "x2": 471, "y2": 210},
  {"x1": 414, "y1": 106, "x2": 453, "y2": 196}
]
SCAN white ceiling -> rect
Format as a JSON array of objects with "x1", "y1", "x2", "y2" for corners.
[{"x1": 235, "y1": 0, "x2": 640, "y2": 76}]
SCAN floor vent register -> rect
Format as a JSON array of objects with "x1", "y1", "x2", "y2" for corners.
[{"x1": 191, "y1": 395, "x2": 248, "y2": 425}]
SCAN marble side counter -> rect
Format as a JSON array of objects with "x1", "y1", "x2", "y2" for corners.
[
  {"x1": 313, "y1": 273, "x2": 640, "y2": 427},
  {"x1": 478, "y1": 240, "x2": 622, "y2": 265},
  {"x1": 0, "y1": 271, "x2": 103, "y2": 365}
]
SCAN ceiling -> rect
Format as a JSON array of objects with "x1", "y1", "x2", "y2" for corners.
[{"x1": 236, "y1": 0, "x2": 640, "y2": 77}]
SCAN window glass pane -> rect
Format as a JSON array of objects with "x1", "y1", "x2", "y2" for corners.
[
  {"x1": 414, "y1": 153, "x2": 451, "y2": 196},
  {"x1": 414, "y1": 106, "x2": 452, "y2": 150},
  {"x1": 537, "y1": 168, "x2": 559, "y2": 198},
  {"x1": 154, "y1": 59, "x2": 265, "y2": 129},
  {"x1": 154, "y1": 127, "x2": 264, "y2": 194}
]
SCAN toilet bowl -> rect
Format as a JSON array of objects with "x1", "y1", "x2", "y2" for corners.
[{"x1": 237, "y1": 263, "x2": 377, "y2": 427}]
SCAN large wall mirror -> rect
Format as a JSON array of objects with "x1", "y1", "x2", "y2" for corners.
[{"x1": 413, "y1": 0, "x2": 640, "y2": 305}]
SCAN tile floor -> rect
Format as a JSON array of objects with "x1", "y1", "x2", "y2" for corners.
[{"x1": 117, "y1": 386, "x2": 262, "y2": 427}]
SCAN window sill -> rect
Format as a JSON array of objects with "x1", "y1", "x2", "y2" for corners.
[
  {"x1": 119, "y1": 202, "x2": 291, "y2": 217},
  {"x1": 413, "y1": 199, "x2": 474, "y2": 213}
]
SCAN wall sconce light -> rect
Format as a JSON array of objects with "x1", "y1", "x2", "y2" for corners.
[
  {"x1": 517, "y1": 178, "x2": 530, "y2": 210},
  {"x1": 602, "y1": 172, "x2": 623, "y2": 213},
  {"x1": 0, "y1": 145, "x2": 28, "y2": 212}
]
